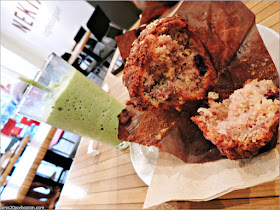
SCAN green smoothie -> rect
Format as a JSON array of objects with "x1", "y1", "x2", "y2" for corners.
[{"x1": 45, "y1": 70, "x2": 125, "y2": 146}]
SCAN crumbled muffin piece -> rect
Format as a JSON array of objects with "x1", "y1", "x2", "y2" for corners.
[
  {"x1": 191, "y1": 79, "x2": 279, "y2": 160},
  {"x1": 123, "y1": 16, "x2": 216, "y2": 111}
]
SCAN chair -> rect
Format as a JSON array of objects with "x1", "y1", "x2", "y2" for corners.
[
  {"x1": 86, "y1": 5, "x2": 124, "y2": 49},
  {"x1": 72, "y1": 56, "x2": 87, "y2": 75},
  {"x1": 105, "y1": 24, "x2": 124, "y2": 39},
  {"x1": 1, "y1": 135, "x2": 30, "y2": 186},
  {"x1": 35, "y1": 131, "x2": 81, "y2": 187},
  {"x1": 72, "y1": 26, "x2": 86, "y2": 51},
  {"x1": 102, "y1": 23, "x2": 124, "y2": 48},
  {"x1": 85, "y1": 38, "x2": 98, "y2": 51},
  {"x1": 3, "y1": 136, "x2": 21, "y2": 153},
  {"x1": 92, "y1": 66, "x2": 107, "y2": 79},
  {"x1": 87, "y1": 5, "x2": 110, "y2": 42},
  {"x1": 83, "y1": 5, "x2": 124, "y2": 81},
  {"x1": 34, "y1": 150, "x2": 73, "y2": 188},
  {"x1": 82, "y1": 47, "x2": 102, "y2": 63},
  {"x1": 61, "y1": 53, "x2": 71, "y2": 61},
  {"x1": 50, "y1": 131, "x2": 81, "y2": 158},
  {"x1": 1, "y1": 125, "x2": 57, "y2": 204},
  {"x1": 1, "y1": 139, "x2": 20, "y2": 174}
]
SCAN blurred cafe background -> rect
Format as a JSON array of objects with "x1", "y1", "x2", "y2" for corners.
[{"x1": 0, "y1": 0, "x2": 145, "y2": 208}]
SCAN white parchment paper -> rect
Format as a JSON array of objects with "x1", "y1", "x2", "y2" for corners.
[{"x1": 144, "y1": 148, "x2": 279, "y2": 208}]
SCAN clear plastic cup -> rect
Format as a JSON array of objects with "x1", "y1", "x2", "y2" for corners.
[{"x1": 16, "y1": 53, "x2": 128, "y2": 148}]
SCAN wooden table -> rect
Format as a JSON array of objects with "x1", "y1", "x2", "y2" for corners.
[
  {"x1": 56, "y1": 1, "x2": 279, "y2": 209},
  {"x1": 1, "y1": 123, "x2": 57, "y2": 204}
]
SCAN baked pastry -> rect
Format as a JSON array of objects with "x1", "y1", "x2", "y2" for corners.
[
  {"x1": 191, "y1": 80, "x2": 279, "y2": 160},
  {"x1": 123, "y1": 16, "x2": 216, "y2": 111},
  {"x1": 117, "y1": 1, "x2": 279, "y2": 162}
]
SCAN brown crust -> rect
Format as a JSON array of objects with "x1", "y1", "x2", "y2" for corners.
[{"x1": 123, "y1": 16, "x2": 216, "y2": 111}]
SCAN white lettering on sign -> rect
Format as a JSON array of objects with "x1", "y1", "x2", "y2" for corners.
[{"x1": 12, "y1": 0, "x2": 41, "y2": 33}]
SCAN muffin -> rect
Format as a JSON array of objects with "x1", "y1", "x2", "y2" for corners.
[
  {"x1": 191, "y1": 79, "x2": 279, "y2": 160},
  {"x1": 123, "y1": 16, "x2": 216, "y2": 111}
]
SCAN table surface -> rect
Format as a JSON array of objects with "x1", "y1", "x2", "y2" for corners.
[{"x1": 56, "y1": 1, "x2": 279, "y2": 209}]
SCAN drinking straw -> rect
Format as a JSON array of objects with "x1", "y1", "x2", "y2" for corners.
[
  {"x1": 18, "y1": 76, "x2": 51, "y2": 92},
  {"x1": 1, "y1": 66, "x2": 51, "y2": 92}
]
